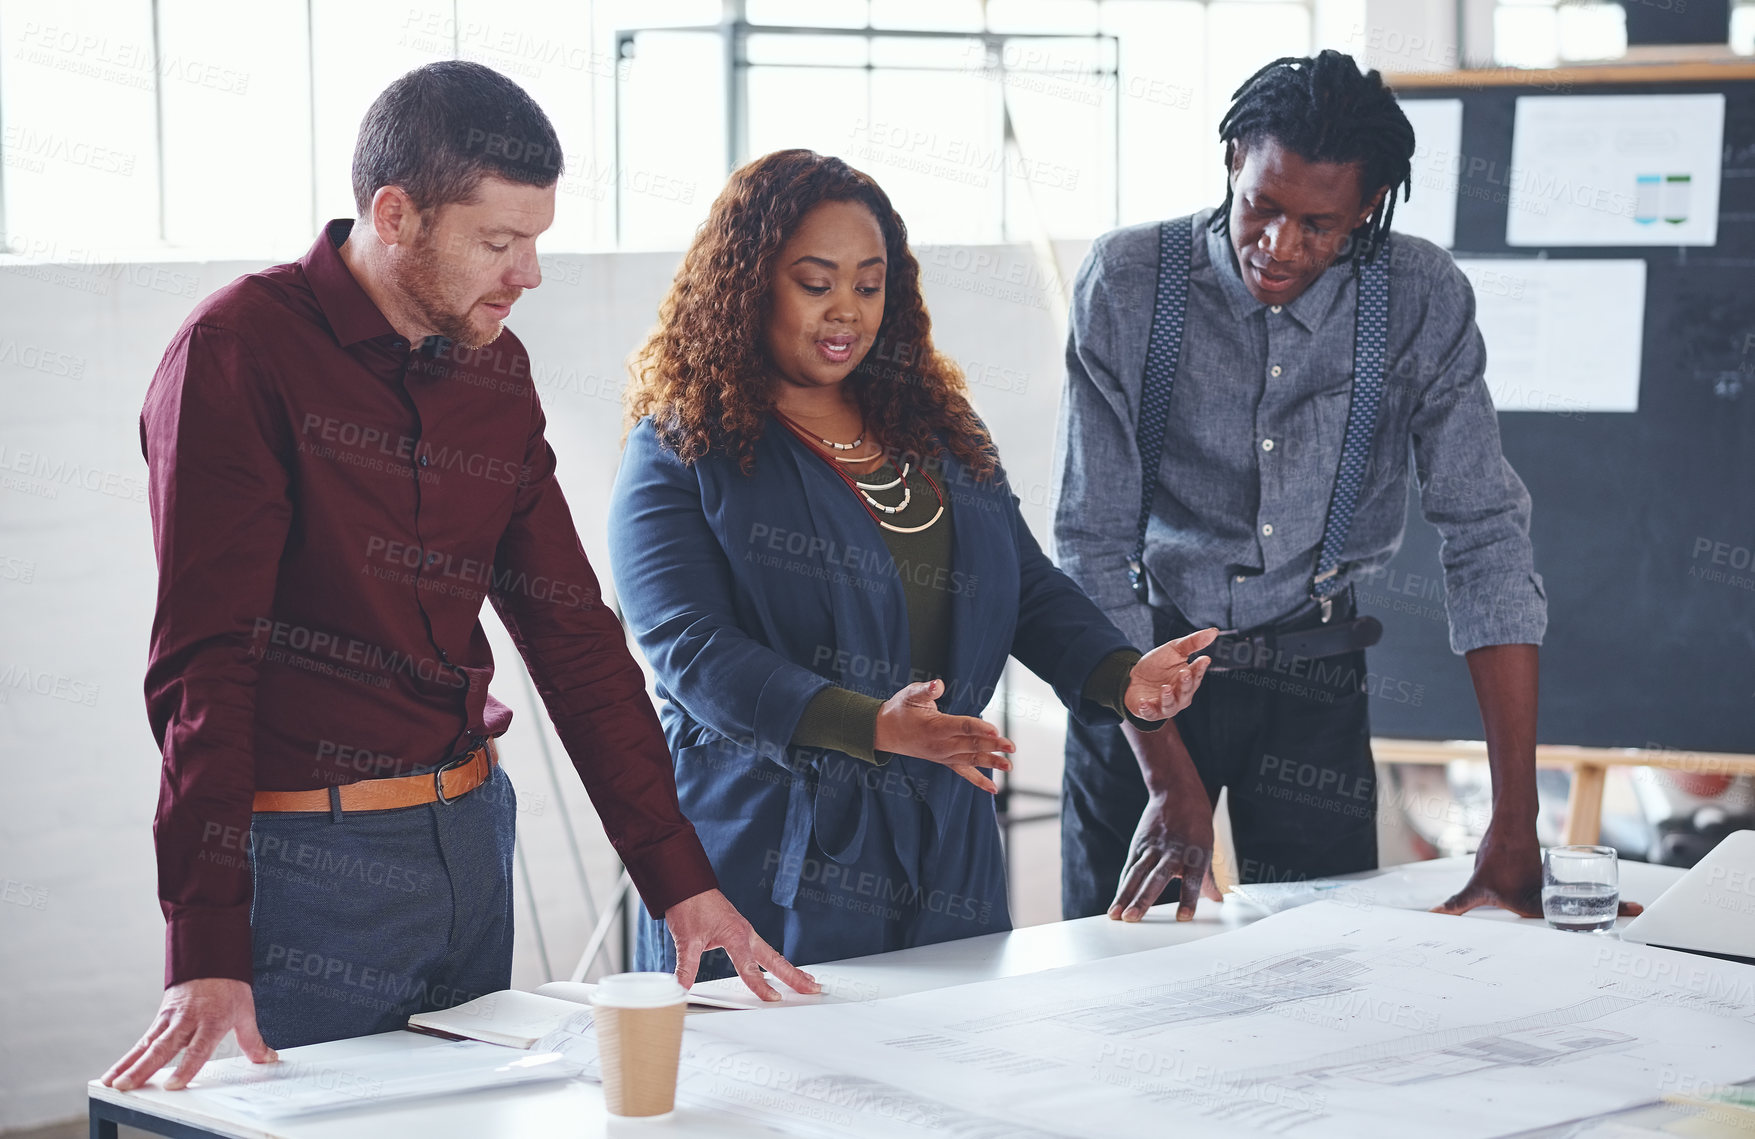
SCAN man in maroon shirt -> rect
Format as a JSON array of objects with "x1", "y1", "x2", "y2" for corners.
[{"x1": 104, "y1": 61, "x2": 815, "y2": 1092}]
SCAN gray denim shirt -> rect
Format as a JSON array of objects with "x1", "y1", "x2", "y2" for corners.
[{"x1": 1050, "y1": 207, "x2": 1547, "y2": 656}]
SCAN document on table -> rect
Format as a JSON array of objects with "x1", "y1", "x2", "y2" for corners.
[
  {"x1": 659, "y1": 903, "x2": 1755, "y2": 1138},
  {"x1": 1226, "y1": 863, "x2": 1455, "y2": 915},
  {"x1": 1506, "y1": 94, "x2": 1725, "y2": 247},
  {"x1": 1454, "y1": 257, "x2": 1645, "y2": 413},
  {"x1": 181, "y1": 1040, "x2": 581, "y2": 1118},
  {"x1": 533, "y1": 1007, "x2": 603, "y2": 1081}
]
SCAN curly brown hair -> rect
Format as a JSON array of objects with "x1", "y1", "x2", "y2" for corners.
[{"x1": 626, "y1": 149, "x2": 996, "y2": 478}]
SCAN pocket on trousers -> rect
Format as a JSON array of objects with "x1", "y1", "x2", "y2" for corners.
[{"x1": 248, "y1": 809, "x2": 449, "y2": 1005}]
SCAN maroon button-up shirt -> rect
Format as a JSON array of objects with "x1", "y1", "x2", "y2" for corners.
[{"x1": 141, "y1": 221, "x2": 717, "y2": 987}]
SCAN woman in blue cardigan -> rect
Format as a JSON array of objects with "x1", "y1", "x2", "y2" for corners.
[{"x1": 608, "y1": 150, "x2": 1215, "y2": 989}]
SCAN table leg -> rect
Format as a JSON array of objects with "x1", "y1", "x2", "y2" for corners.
[
  {"x1": 1563, "y1": 763, "x2": 1607, "y2": 846},
  {"x1": 89, "y1": 1100, "x2": 118, "y2": 1139}
]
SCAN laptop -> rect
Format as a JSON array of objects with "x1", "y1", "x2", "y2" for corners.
[{"x1": 1620, "y1": 828, "x2": 1755, "y2": 965}]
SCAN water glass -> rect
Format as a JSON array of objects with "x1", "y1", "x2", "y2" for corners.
[{"x1": 1542, "y1": 845, "x2": 1619, "y2": 932}]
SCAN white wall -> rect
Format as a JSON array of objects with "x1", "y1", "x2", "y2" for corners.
[{"x1": 0, "y1": 236, "x2": 1085, "y2": 1130}]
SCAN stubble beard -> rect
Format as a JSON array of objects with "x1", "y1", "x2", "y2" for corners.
[{"x1": 391, "y1": 232, "x2": 503, "y2": 351}]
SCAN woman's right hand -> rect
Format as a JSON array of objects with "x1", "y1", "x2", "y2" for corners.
[{"x1": 873, "y1": 679, "x2": 1016, "y2": 794}]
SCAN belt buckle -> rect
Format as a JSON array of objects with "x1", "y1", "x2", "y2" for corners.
[
  {"x1": 433, "y1": 745, "x2": 479, "y2": 806},
  {"x1": 1312, "y1": 565, "x2": 1348, "y2": 624},
  {"x1": 1208, "y1": 631, "x2": 1265, "y2": 671}
]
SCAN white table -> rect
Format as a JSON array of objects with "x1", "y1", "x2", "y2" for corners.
[{"x1": 88, "y1": 856, "x2": 1685, "y2": 1139}]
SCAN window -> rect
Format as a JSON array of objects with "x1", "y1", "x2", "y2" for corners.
[
  {"x1": 1493, "y1": 0, "x2": 1755, "y2": 66},
  {"x1": 1734, "y1": 1, "x2": 1755, "y2": 54},
  {"x1": 159, "y1": 0, "x2": 312, "y2": 257},
  {"x1": 1, "y1": 0, "x2": 1359, "y2": 257},
  {"x1": 0, "y1": 0, "x2": 618, "y2": 256},
  {"x1": 1491, "y1": 0, "x2": 1648, "y2": 68},
  {"x1": 612, "y1": 29, "x2": 726, "y2": 249},
  {"x1": 612, "y1": 1, "x2": 1325, "y2": 247},
  {"x1": 2, "y1": 0, "x2": 160, "y2": 256}
]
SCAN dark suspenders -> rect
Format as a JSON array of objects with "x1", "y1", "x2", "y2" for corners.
[
  {"x1": 1127, "y1": 216, "x2": 1193, "y2": 606},
  {"x1": 1128, "y1": 215, "x2": 1392, "y2": 624}
]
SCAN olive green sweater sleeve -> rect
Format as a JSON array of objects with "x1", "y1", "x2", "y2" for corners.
[
  {"x1": 786, "y1": 459, "x2": 1159, "y2": 765},
  {"x1": 793, "y1": 647, "x2": 1157, "y2": 766},
  {"x1": 1085, "y1": 647, "x2": 1167, "y2": 731},
  {"x1": 793, "y1": 686, "x2": 885, "y2": 764}
]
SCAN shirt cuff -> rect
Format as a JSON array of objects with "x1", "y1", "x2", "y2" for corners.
[
  {"x1": 621, "y1": 829, "x2": 722, "y2": 919},
  {"x1": 1446, "y1": 571, "x2": 1548, "y2": 654},
  {"x1": 165, "y1": 905, "x2": 255, "y2": 988},
  {"x1": 1083, "y1": 648, "x2": 1166, "y2": 732},
  {"x1": 792, "y1": 686, "x2": 885, "y2": 764}
]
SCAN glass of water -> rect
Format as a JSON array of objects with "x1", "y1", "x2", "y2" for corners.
[{"x1": 1542, "y1": 845, "x2": 1619, "y2": 932}]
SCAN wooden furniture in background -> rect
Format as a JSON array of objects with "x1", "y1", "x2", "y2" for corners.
[{"x1": 1374, "y1": 739, "x2": 1755, "y2": 845}]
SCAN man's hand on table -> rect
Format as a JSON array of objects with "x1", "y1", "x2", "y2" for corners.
[
  {"x1": 667, "y1": 888, "x2": 821, "y2": 1001},
  {"x1": 103, "y1": 977, "x2": 276, "y2": 1091},
  {"x1": 1430, "y1": 823, "x2": 1644, "y2": 919},
  {"x1": 1110, "y1": 785, "x2": 1223, "y2": 924}
]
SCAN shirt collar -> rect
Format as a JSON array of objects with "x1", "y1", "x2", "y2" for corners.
[
  {"x1": 301, "y1": 219, "x2": 400, "y2": 348},
  {"x1": 1203, "y1": 212, "x2": 1351, "y2": 333}
]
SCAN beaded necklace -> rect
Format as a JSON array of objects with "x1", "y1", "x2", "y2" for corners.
[{"x1": 775, "y1": 413, "x2": 946, "y2": 535}]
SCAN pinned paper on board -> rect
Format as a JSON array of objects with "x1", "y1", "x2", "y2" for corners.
[
  {"x1": 1455, "y1": 258, "x2": 1646, "y2": 413},
  {"x1": 1506, "y1": 93, "x2": 1724, "y2": 247},
  {"x1": 1395, "y1": 99, "x2": 1464, "y2": 249}
]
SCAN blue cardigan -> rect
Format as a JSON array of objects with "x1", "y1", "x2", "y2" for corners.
[{"x1": 608, "y1": 416, "x2": 1133, "y2": 969}]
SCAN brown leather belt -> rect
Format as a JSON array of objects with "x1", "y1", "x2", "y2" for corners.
[{"x1": 252, "y1": 739, "x2": 498, "y2": 813}]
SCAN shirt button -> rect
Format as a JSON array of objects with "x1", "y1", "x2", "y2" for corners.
[
  {"x1": 390, "y1": 339, "x2": 407, "y2": 351},
  {"x1": 1270, "y1": 305, "x2": 1282, "y2": 314},
  {"x1": 1261, "y1": 523, "x2": 1274, "y2": 536},
  {"x1": 1261, "y1": 439, "x2": 1275, "y2": 452},
  {"x1": 1270, "y1": 364, "x2": 1283, "y2": 377},
  {"x1": 418, "y1": 455, "x2": 429, "y2": 467},
  {"x1": 427, "y1": 552, "x2": 441, "y2": 565},
  {"x1": 1235, "y1": 574, "x2": 1246, "y2": 583}
]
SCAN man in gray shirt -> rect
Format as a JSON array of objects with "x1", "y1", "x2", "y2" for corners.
[{"x1": 1052, "y1": 52, "x2": 1627, "y2": 925}]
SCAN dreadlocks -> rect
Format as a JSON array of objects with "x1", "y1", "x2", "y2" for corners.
[{"x1": 1212, "y1": 50, "x2": 1415, "y2": 265}]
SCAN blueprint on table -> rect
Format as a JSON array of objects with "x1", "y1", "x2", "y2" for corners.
[{"x1": 661, "y1": 903, "x2": 1755, "y2": 1138}]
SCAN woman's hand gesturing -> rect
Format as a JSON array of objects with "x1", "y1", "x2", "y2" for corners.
[
  {"x1": 873, "y1": 678, "x2": 1016, "y2": 794},
  {"x1": 1124, "y1": 628, "x2": 1219, "y2": 721}
]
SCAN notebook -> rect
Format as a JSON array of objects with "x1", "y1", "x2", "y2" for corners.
[{"x1": 407, "y1": 978, "x2": 821, "y2": 1048}]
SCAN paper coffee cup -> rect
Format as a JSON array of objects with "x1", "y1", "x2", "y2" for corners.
[{"x1": 592, "y1": 973, "x2": 687, "y2": 1118}]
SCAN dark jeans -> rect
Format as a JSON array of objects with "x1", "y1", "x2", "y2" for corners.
[
  {"x1": 248, "y1": 765, "x2": 516, "y2": 1049},
  {"x1": 1062, "y1": 604, "x2": 1378, "y2": 920}
]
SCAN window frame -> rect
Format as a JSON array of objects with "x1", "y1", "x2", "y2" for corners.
[{"x1": 608, "y1": 18, "x2": 1124, "y2": 245}]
